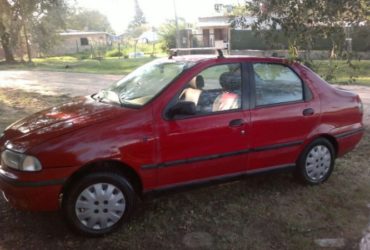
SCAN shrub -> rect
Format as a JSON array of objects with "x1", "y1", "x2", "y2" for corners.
[{"x1": 106, "y1": 49, "x2": 124, "y2": 57}]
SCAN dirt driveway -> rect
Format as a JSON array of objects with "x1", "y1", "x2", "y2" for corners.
[
  {"x1": 0, "y1": 71, "x2": 370, "y2": 250},
  {"x1": 0, "y1": 70, "x2": 122, "y2": 96}
]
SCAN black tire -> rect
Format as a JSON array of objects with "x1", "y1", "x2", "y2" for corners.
[
  {"x1": 295, "y1": 138, "x2": 335, "y2": 185},
  {"x1": 62, "y1": 171, "x2": 137, "y2": 236}
]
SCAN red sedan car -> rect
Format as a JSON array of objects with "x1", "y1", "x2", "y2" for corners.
[{"x1": 0, "y1": 55, "x2": 364, "y2": 236}]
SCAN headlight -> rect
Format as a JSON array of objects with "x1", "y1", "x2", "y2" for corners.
[{"x1": 1, "y1": 150, "x2": 42, "y2": 172}]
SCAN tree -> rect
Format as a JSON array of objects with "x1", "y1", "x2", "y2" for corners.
[
  {"x1": 130, "y1": 0, "x2": 146, "y2": 27},
  {"x1": 232, "y1": 0, "x2": 369, "y2": 60},
  {"x1": 32, "y1": 6, "x2": 68, "y2": 56},
  {"x1": 126, "y1": 0, "x2": 147, "y2": 38},
  {"x1": 158, "y1": 18, "x2": 189, "y2": 50},
  {"x1": 0, "y1": 0, "x2": 21, "y2": 62},
  {"x1": 66, "y1": 9, "x2": 113, "y2": 33},
  {"x1": 0, "y1": 0, "x2": 68, "y2": 63}
]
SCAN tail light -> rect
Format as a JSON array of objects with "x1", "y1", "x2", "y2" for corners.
[{"x1": 358, "y1": 97, "x2": 363, "y2": 114}]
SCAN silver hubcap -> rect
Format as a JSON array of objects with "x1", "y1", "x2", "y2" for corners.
[
  {"x1": 305, "y1": 145, "x2": 331, "y2": 181},
  {"x1": 75, "y1": 183, "x2": 126, "y2": 230}
]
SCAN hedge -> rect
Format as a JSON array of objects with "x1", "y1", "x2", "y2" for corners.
[{"x1": 230, "y1": 26, "x2": 370, "y2": 51}]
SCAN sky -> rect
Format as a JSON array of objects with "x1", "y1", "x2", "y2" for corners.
[{"x1": 76, "y1": 0, "x2": 242, "y2": 34}]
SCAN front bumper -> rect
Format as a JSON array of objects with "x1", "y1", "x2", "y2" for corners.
[{"x1": 0, "y1": 165, "x2": 75, "y2": 211}]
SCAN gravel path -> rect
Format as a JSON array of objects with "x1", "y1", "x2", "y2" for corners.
[{"x1": 0, "y1": 70, "x2": 122, "y2": 96}]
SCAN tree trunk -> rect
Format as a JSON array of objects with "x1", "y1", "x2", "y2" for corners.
[
  {"x1": 22, "y1": 20, "x2": 32, "y2": 63},
  {"x1": 0, "y1": 21, "x2": 15, "y2": 63}
]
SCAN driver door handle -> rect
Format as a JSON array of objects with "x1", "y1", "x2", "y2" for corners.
[
  {"x1": 229, "y1": 119, "x2": 245, "y2": 127},
  {"x1": 303, "y1": 108, "x2": 315, "y2": 116}
]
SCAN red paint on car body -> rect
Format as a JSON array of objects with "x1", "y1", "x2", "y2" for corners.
[{"x1": 0, "y1": 56, "x2": 364, "y2": 211}]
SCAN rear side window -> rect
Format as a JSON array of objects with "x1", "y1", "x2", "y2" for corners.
[{"x1": 253, "y1": 63, "x2": 303, "y2": 106}]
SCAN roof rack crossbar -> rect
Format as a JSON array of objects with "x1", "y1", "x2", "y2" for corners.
[
  {"x1": 169, "y1": 47, "x2": 226, "y2": 59},
  {"x1": 216, "y1": 49, "x2": 224, "y2": 58}
]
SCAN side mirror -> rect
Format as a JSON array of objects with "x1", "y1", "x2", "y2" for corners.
[{"x1": 167, "y1": 101, "x2": 196, "y2": 119}]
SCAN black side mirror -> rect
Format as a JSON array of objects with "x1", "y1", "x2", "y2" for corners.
[{"x1": 167, "y1": 101, "x2": 196, "y2": 119}]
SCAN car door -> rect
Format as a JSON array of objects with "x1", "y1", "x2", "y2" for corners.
[
  {"x1": 248, "y1": 62, "x2": 320, "y2": 172},
  {"x1": 153, "y1": 63, "x2": 251, "y2": 188}
]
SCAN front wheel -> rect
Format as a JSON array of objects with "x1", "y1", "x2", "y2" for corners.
[
  {"x1": 295, "y1": 138, "x2": 335, "y2": 185},
  {"x1": 62, "y1": 172, "x2": 137, "y2": 236}
]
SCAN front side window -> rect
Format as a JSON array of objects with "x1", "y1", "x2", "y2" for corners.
[
  {"x1": 178, "y1": 63, "x2": 242, "y2": 114},
  {"x1": 96, "y1": 59, "x2": 195, "y2": 107},
  {"x1": 253, "y1": 63, "x2": 303, "y2": 106}
]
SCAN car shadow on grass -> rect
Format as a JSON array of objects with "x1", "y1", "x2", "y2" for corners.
[{"x1": 1, "y1": 146, "x2": 369, "y2": 250}]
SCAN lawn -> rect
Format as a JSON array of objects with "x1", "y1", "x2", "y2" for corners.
[
  {"x1": 313, "y1": 60, "x2": 370, "y2": 86},
  {"x1": 1, "y1": 56, "x2": 370, "y2": 85},
  {"x1": 0, "y1": 56, "x2": 155, "y2": 75},
  {"x1": 0, "y1": 86, "x2": 369, "y2": 249}
]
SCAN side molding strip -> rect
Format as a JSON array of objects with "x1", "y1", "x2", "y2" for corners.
[
  {"x1": 144, "y1": 164, "x2": 295, "y2": 194},
  {"x1": 335, "y1": 127, "x2": 365, "y2": 139},
  {"x1": 0, "y1": 168, "x2": 65, "y2": 187},
  {"x1": 141, "y1": 140, "x2": 303, "y2": 170}
]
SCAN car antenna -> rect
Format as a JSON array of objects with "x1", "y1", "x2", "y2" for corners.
[{"x1": 216, "y1": 49, "x2": 224, "y2": 59}]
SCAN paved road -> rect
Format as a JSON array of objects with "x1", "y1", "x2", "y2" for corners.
[{"x1": 0, "y1": 70, "x2": 122, "y2": 97}]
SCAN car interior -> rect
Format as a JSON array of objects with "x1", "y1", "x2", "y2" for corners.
[{"x1": 180, "y1": 70, "x2": 242, "y2": 114}]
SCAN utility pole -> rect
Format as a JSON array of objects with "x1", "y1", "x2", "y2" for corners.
[{"x1": 173, "y1": 0, "x2": 180, "y2": 48}]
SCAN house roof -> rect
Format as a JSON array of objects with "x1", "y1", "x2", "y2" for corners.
[
  {"x1": 197, "y1": 22, "x2": 231, "y2": 28},
  {"x1": 59, "y1": 31, "x2": 110, "y2": 36},
  {"x1": 197, "y1": 16, "x2": 232, "y2": 28},
  {"x1": 138, "y1": 31, "x2": 159, "y2": 43}
]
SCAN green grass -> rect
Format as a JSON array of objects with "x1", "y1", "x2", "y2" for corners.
[
  {"x1": 0, "y1": 56, "x2": 155, "y2": 75},
  {"x1": 313, "y1": 60, "x2": 370, "y2": 85}
]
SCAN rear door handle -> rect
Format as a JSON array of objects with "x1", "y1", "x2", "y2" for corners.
[
  {"x1": 229, "y1": 119, "x2": 245, "y2": 127},
  {"x1": 303, "y1": 108, "x2": 315, "y2": 116}
]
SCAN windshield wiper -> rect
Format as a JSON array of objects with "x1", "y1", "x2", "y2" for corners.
[
  {"x1": 92, "y1": 90, "x2": 121, "y2": 105},
  {"x1": 114, "y1": 90, "x2": 123, "y2": 106}
]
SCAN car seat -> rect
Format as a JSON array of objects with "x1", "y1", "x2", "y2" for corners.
[
  {"x1": 212, "y1": 72, "x2": 241, "y2": 112},
  {"x1": 180, "y1": 75, "x2": 204, "y2": 105}
]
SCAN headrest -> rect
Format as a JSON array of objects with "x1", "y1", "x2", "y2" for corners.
[
  {"x1": 219, "y1": 72, "x2": 241, "y2": 92},
  {"x1": 189, "y1": 75, "x2": 204, "y2": 89},
  {"x1": 195, "y1": 75, "x2": 205, "y2": 89}
]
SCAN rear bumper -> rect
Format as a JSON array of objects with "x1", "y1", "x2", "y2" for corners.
[
  {"x1": 335, "y1": 127, "x2": 365, "y2": 157},
  {"x1": 0, "y1": 165, "x2": 73, "y2": 211}
]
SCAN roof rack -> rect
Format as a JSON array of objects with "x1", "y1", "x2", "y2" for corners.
[{"x1": 168, "y1": 47, "x2": 225, "y2": 59}]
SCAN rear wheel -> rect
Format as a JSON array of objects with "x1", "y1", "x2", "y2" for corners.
[
  {"x1": 62, "y1": 171, "x2": 137, "y2": 236},
  {"x1": 295, "y1": 138, "x2": 335, "y2": 185}
]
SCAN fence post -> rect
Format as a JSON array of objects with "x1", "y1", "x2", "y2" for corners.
[{"x1": 76, "y1": 40, "x2": 79, "y2": 53}]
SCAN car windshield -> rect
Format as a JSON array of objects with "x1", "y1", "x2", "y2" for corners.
[{"x1": 95, "y1": 59, "x2": 195, "y2": 107}]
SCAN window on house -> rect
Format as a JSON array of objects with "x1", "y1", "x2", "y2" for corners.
[{"x1": 80, "y1": 37, "x2": 89, "y2": 46}]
